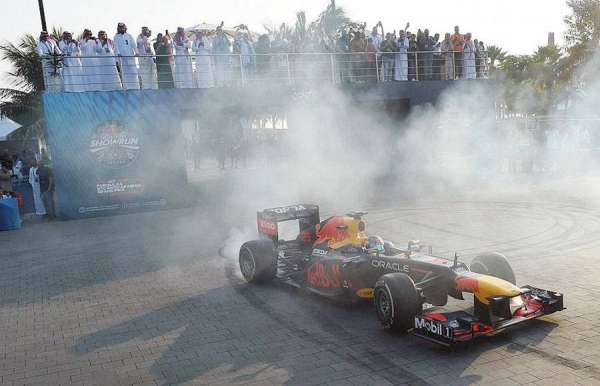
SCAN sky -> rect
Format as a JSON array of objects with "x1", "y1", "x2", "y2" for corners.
[{"x1": 0, "y1": 0, "x2": 572, "y2": 88}]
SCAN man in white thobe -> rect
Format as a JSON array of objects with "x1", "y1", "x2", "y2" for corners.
[
  {"x1": 80, "y1": 29, "x2": 102, "y2": 91},
  {"x1": 114, "y1": 22, "x2": 140, "y2": 90},
  {"x1": 59, "y1": 31, "x2": 85, "y2": 92},
  {"x1": 36, "y1": 31, "x2": 62, "y2": 92},
  {"x1": 137, "y1": 27, "x2": 157, "y2": 89},
  {"x1": 394, "y1": 30, "x2": 409, "y2": 81},
  {"x1": 29, "y1": 159, "x2": 46, "y2": 216},
  {"x1": 173, "y1": 27, "x2": 193, "y2": 88},
  {"x1": 95, "y1": 30, "x2": 123, "y2": 90},
  {"x1": 192, "y1": 31, "x2": 214, "y2": 88},
  {"x1": 462, "y1": 33, "x2": 476, "y2": 80}
]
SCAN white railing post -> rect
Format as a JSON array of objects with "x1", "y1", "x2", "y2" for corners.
[
  {"x1": 286, "y1": 54, "x2": 291, "y2": 86},
  {"x1": 330, "y1": 53, "x2": 335, "y2": 84},
  {"x1": 415, "y1": 51, "x2": 419, "y2": 81},
  {"x1": 240, "y1": 54, "x2": 245, "y2": 87}
]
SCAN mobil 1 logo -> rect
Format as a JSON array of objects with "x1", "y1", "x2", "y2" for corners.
[{"x1": 413, "y1": 316, "x2": 454, "y2": 343}]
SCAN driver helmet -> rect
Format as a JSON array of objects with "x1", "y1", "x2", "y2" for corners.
[{"x1": 367, "y1": 235, "x2": 385, "y2": 252}]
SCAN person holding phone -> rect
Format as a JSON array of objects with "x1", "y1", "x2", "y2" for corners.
[{"x1": 114, "y1": 22, "x2": 140, "y2": 90}]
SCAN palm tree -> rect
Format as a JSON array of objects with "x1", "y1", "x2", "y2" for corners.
[
  {"x1": 564, "y1": 0, "x2": 600, "y2": 56},
  {"x1": 0, "y1": 34, "x2": 44, "y2": 131},
  {"x1": 295, "y1": 11, "x2": 307, "y2": 43},
  {"x1": 315, "y1": 2, "x2": 353, "y2": 36},
  {"x1": 528, "y1": 44, "x2": 565, "y2": 114},
  {"x1": 0, "y1": 28, "x2": 62, "y2": 140},
  {"x1": 486, "y1": 45, "x2": 507, "y2": 74},
  {"x1": 562, "y1": 0, "x2": 600, "y2": 80}
]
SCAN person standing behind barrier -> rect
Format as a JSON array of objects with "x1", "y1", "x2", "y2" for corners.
[
  {"x1": 349, "y1": 32, "x2": 366, "y2": 82},
  {"x1": 394, "y1": 30, "x2": 408, "y2": 81},
  {"x1": 239, "y1": 33, "x2": 256, "y2": 80},
  {"x1": 59, "y1": 32, "x2": 84, "y2": 92},
  {"x1": 193, "y1": 31, "x2": 214, "y2": 88},
  {"x1": 173, "y1": 27, "x2": 194, "y2": 88},
  {"x1": 418, "y1": 29, "x2": 435, "y2": 80},
  {"x1": 155, "y1": 34, "x2": 175, "y2": 89},
  {"x1": 463, "y1": 33, "x2": 476, "y2": 79},
  {"x1": 137, "y1": 27, "x2": 157, "y2": 90},
  {"x1": 38, "y1": 160, "x2": 55, "y2": 220},
  {"x1": 476, "y1": 41, "x2": 488, "y2": 78},
  {"x1": 79, "y1": 29, "x2": 101, "y2": 91},
  {"x1": 212, "y1": 25, "x2": 231, "y2": 87},
  {"x1": 365, "y1": 37, "x2": 378, "y2": 83},
  {"x1": 439, "y1": 33, "x2": 454, "y2": 80},
  {"x1": 114, "y1": 22, "x2": 140, "y2": 90},
  {"x1": 335, "y1": 31, "x2": 350, "y2": 83},
  {"x1": 407, "y1": 33, "x2": 418, "y2": 81},
  {"x1": 95, "y1": 30, "x2": 123, "y2": 91},
  {"x1": 254, "y1": 34, "x2": 271, "y2": 81},
  {"x1": 28, "y1": 159, "x2": 46, "y2": 216},
  {"x1": 380, "y1": 33, "x2": 397, "y2": 82},
  {"x1": 37, "y1": 31, "x2": 62, "y2": 92},
  {"x1": 451, "y1": 26, "x2": 464, "y2": 79}
]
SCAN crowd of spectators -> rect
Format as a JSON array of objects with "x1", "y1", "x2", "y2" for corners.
[
  {"x1": 36, "y1": 21, "x2": 489, "y2": 91},
  {"x1": 0, "y1": 149, "x2": 54, "y2": 220},
  {"x1": 496, "y1": 121, "x2": 598, "y2": 174}
]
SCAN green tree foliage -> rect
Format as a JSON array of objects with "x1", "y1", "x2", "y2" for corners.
[
  {"x1": 0, "y1": 27, "x2": 62, "y2": 139},
  {"x1": 486, "y1": 45, "x2": 507, "y2": 74},
  {"x1": 564, "y1": 0, "x2": 600, "y2": 63},
  {"x1": 315, "y1": 2, "x2": 354, "y2": 35}
]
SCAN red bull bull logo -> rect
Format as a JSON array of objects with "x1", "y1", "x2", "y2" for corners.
[
  {"x1": 313, "y1": 217, "x2": 351, "y2": 248},
  {"x1": 307, "y1": 262, "x2": 341, "y2": 288}
]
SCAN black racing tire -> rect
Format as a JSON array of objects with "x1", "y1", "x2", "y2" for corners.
[
  {"x1": 239, "y1": 239, "x2": 277, "y2": 284},
  {"x1": 470, "y1": 252, "x2": 516, "y2": 285},
  {"x1": 373, "y1": 273, "x2": 422, "y2": 332}
]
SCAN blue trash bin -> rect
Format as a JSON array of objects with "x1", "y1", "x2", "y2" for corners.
[{"x1": 0, "y1": 198, "x2": 22, "y2": 231}]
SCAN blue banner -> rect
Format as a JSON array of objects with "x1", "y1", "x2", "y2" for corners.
[{"x1": 43, "y1": 89, "x2": 188, "y2": 219}]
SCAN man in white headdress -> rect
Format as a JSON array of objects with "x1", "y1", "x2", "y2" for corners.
[
  {"x1": 173, "y1": 27, "x2": 193, "y2": 88},
  {"x1": 462, "y1": 32, "x2": 476, "y2": 80},
  {"x1": 192, "y1": 30, "x2": 214, "y2": 88},
  {"x1": 137, "y1": 26, "x2": 157, "y2": 89},
  {"x1": 95, "y1": 30, "x2": 123, "y2": 90},
  {"x1": 79, "y1": 29, "x2": 102, "y2": 91},
  {"x1": 36, "y1": 31, "x2": 62, "y2": 92},
  {"x1": 59, "y1": 31, "x2": 85, "y2": 92},
  {"x1": 212, "y1": 25, "x2": 231, "y2": 87},
  {"x1": 114, "y1": 22, "x2": 140, "y2": 90},
  {"x1": 394, "y1": 30, "x2": 409, "y2": 81}
]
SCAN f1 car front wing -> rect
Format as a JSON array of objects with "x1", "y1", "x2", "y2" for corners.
[{"x1": 412, "y1": 285, "x2": 564, "y2": 346}]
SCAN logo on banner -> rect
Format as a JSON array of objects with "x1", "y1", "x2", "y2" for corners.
[{"x1": 89, "y1": 120, "x2": 140, "y2": 169}]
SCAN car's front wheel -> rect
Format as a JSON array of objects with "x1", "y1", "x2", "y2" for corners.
[
  {"x1": 470, "y1": 252, "x2": 516, "y2": 285},
  {"x1": 374, "y1": 273, "x2": 422, "y2": 332},
  {"x1": 239, "y1": 239, "x2": 277, "y2": 284}
]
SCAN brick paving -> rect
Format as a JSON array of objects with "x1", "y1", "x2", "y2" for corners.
[{"x1": 1, "y1": 176, "x2": 600, "y2": 385}]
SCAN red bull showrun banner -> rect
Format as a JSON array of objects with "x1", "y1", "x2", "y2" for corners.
[{"x1": 43, "y1": 90, "x2": 189, "y2": 219}]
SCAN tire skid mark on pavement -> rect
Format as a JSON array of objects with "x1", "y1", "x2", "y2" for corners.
[
  {"x1": 363, "y1": 201, "x2": 600, "y2": 262},
  {"x1": 221, "y1": 260, "x2": 432, "y2": 385},
  {"x1": 506, "y1": 341, "x2": 600, "y2": 376}
]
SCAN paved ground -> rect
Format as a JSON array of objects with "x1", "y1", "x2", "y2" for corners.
[{"x1": 2, "y1": 171, "x2": 600, "y2": 386}]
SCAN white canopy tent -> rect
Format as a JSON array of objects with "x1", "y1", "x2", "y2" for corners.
[{"x1": 0, "y1": 118, "x2": 21, "y2": 141}]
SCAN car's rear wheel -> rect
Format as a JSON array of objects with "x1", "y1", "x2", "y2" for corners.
[
  {"x1": 374, "y1": 273, "x2": 422, "y2": 332},
  {"x1": 239, "y1": 240, "x2": 277, "y2": 283},
  {"x1": 470, "y1": 252, "x2": 516, "y2": 285}
]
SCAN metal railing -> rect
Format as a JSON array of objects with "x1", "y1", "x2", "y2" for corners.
[{"x1": 40, "y1": 51, "x2": 489, "y2": 93}]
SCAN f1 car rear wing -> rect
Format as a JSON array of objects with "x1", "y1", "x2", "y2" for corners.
[{"x1": 257, "y1": 204, "x2": 320, "y2": 243}]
